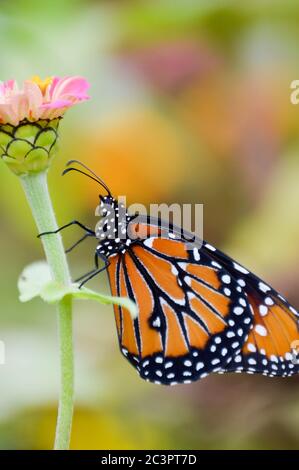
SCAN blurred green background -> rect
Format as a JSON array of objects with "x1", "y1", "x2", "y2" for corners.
[{"x1": 1, "y1": 0, "x2": 299, "y2": 450}]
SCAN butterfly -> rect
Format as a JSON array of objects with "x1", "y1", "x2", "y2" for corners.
[{"x1": 41, "y1": 160, "x2": 299, "y2": 385}]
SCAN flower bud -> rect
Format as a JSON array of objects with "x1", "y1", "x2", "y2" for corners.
[{"x1": 0, "y1": 119, "x2": 60, "y2": 175}]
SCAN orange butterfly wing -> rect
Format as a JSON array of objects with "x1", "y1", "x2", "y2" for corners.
[
  {"x1": 107, "y1": 237, "x2": 253, "y2": 384},
  {"x1": 203, "y1": 244, "x2": 299, "y2": 377}
]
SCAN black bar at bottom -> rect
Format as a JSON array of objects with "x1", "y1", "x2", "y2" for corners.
[{"x1": 0, "y1": 450, "x2": 298, "y2": 465}]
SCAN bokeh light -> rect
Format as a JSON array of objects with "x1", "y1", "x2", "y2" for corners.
[{"x1": 1, "y1": 0, "x2": 299, "y2": 450}]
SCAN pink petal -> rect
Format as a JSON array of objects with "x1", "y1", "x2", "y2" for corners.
[
  {"x1": 10, "y1": 93, "x2": 28, "y2": 123},
  {"x1": 40, "y1": 99, "x2": 72, "y2": 109},
  {"x1": 1, "y1": 79, "x2": 16, "y2": 94},
  {"x1": 0, "y1": 75, "x2": 89, "y2": 125},
  {"x1": 47, "y1": 76, "x2": 60, "y2": 99},
  {"x1": 40, "y1": 106, "x2": 68, "y2": 120},
  {"x1": 50, "y1": 76, "x2": 90, "y2": 102},
  {"x1": 0, "y1": 103, "x2": 19, "y2": 126},
  {"x1": 23, "y1": 81, "x2": 43, "y2": 120}
]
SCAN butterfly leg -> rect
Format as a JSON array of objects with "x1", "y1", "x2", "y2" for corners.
[
  {"x1": 74, "y1": 252, "x2": 110, "y2": 288},
  {"x1": 77, "y1": 265, "x2": 109, "y2": 288},
  {"x1": 74, "y1": 268, "x2": 99, "y2": 283},
  {"x1": 38, "y1": 220, "x2": 95, "y2": 238},
  {"x1": 95, "y1": 252, "x2": 108, "y2": 269},
  {"x1": 65, "y1": 232, "x2": 93, "y2": 254}
]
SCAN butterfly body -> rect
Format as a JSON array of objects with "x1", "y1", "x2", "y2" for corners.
[{"x1": 95, "y1": 195, "x2": 136, "y2": 258}]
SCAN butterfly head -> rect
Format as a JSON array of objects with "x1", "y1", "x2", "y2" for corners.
[
  {"x1": 62, "y1": 161, "x2": 136, "y2": 257},
  {"x1": 96, "y1": 195, "x2": 135, "y2": 258}
]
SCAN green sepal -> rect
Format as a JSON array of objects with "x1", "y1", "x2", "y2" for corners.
[
  {"x1": 0, "y1": 130, "x2": 12, "y2": 146},
  {"x1": 0, "y1": 119, "x2": 60, "y2": 176},
  {"x1": 35, "y1": 128, "x2": 57, "y2": 148},
  {"x1": 6, "y1": 139, "x2": 33, "y2": 159},
  {"x1": 1, "y1": 155, "x2": 28, "y2": 174},
  {"x1": 25, "y1": 147, "x2": 49, "y2": 172},
  {"x1": 14, "y1": 123, "x2": 40, "y2": 141}
]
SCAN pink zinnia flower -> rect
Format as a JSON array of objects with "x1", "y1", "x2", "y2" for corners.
[
  {"x1": 0, "y1": 75, "x2": 90, "y2": 176},
  {"x1": 0, "y1": 76, "x2": 90, "y2": 126}
]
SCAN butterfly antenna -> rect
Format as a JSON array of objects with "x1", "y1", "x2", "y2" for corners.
[
  {"x1": 62, "y1": 167, "x2": 112, "y2": 195},
  {"x1": 63, "y1": 160, "x2": 112, "y2": 197}
]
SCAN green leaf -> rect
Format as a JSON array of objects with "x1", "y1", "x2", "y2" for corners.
[
  {"x1": 18, "y1": 260, "x2": 53, "y2": 302},
  {"x1": 18, "y1": 261, "x2": 138, "y2": 319},
  {"x1": 40, "y1": 280, "x2": 71, "y2": 303}
]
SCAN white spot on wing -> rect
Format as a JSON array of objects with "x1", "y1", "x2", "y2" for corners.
[
  {"x1": 247, "y1": 343, "x2": 256, "y2": 353},
  {"x1": 227, "y1": 331, "x2": 235, "y2": 338},
  {"x1": 165, "y1": 361, "x2": 173, "y2": 369},
  {"x1": 211, "y1": 261, "x2": 221, "y2": 269},
  {"x1": 259, "y1": 305, "x2": 268, "y2": 316},
  {"x1": 234, "y1": 306, "x2": 244, "y2": 315},
  {"x1": 205, "y1": 243, "x2": 216, "y2": 251},
  {"x1": 171, "y1": 266, "x2": 178, "y2": 276},
  {"x1": 144, "y1": 238, "x2": 154, "y2": 248},
  {"x1": 178, "y1": 262, "x2": 187, "y2": 270},
  {"x1": 255, "y1": 324, "x2": 267, "y2": 337},
  {"x1": 289, "y1": 306, "x2": 298, "y2": 315},
  {"x1": 265, "y1": 297, "x2": 274, "y2": 306},
  {"x1": 233, "y1": 263, "x2": 249, "y2": 274},
  {"x1": 211, "y1": 358, "x2": 220, "y2": 365},
  {"x1": 248, "y1": 358, "x2": 257, "y2": 365},
  {"x1": 259, "y1": 282, "x2": 271, "y2": 293}
]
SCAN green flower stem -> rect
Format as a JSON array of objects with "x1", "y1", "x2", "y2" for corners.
[{"x1": 21, "y1": 171, "x2": 73, "y2": 450}]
